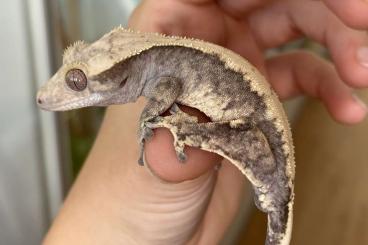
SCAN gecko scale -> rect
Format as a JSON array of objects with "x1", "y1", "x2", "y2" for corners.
[{"x1": 37, "y1": 27, "x2": 295, "y2": 245}]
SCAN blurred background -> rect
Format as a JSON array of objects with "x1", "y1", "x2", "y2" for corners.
[{"x1": 0, "y1": 1, "x2": 367, "y2": 245}]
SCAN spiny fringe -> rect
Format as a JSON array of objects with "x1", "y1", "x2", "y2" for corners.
[
  {"x1": 63, "y1": 40, "x2": 87, "y2": 59},
  {"x1": 107, "y1": 25, "x2": 204, "y2": 42}
]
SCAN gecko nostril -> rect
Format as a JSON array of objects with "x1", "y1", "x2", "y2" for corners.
[{"x1": 37, "y1": 98, "x2": 43, "y2": 104}]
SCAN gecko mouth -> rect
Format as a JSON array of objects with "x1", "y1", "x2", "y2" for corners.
[
  {"x1": 37, "y1": 95, "x2": 102, "y2": 111},
  {"x1": 38, "y1": 100, "x2": 89, "y2": 111}
]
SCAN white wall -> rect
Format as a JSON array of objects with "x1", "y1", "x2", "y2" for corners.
[{"x1": 0, "y1": 1, "x2": 49, "y2": 244}]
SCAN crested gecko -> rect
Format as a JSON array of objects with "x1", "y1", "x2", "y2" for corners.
[{"x1": 37, "y1": 27, "x2": 295, "y2": 245}]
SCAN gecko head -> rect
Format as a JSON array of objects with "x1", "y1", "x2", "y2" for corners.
[{"x1": 37, "y1": 37, "x2": 141, "y2": 111}]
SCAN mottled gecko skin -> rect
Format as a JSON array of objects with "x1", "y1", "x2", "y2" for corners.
[{"x1": 37, "y1": 27, "x2": 295, "y2": 245}]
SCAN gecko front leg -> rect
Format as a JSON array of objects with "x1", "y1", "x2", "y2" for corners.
[{"x1": 138, "y1": 77, "x2": 182, "y2": 165}]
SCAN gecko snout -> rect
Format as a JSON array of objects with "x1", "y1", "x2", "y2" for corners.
[
  {"x1": 36, "y1": 90, "x2": 47, "y2": 108},
  {"x1": 36, "y1": 91, "x2": 44, "y2": 105}
]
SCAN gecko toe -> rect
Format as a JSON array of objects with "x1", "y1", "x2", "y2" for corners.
[
  {"x1": 138, "y1": 157, "x2": 144, "y2": 166},
  {"x1": 141, "y1": 127, "x2": 154, "y2": 141},
  {"x1": 177, "y1": 151, "x2": 187, "y2": 163},
  {"x1": 138, "y1": 142, "x2": 146, "y2": 166}
]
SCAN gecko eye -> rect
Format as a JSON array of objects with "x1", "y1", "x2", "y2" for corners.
[{"x1": 65, "y1": 69, "x2": 87, "y2": 91}]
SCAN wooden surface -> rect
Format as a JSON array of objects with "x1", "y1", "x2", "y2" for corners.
[{"x1": 238, "y1": 92, "x2": 368, "y2": 245}]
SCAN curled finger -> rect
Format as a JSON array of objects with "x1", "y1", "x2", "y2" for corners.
[
  {"x1": 249, "y1": 0, "x2": 368, "y2": 88},
  {"x1": 266, "y1": 51, "x2": 367, "y2": 124}
]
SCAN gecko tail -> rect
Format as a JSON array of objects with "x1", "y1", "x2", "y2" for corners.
[
  {"x1": 264, "y1": 206, "x2": 293, "y2": 245},
  {"x1": 252, "y1": 118, "x2": 294, "y2": 245},
  {"x1": 269, "y1": 192, "x2": 294, "y2": 245}
]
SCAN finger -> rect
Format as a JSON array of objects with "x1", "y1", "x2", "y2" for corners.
[
  {"x1": 129, "y1": 0, "x2": 228, "y2": 43},
  {"x1": 322, "y1": 0, "x2": 368, "y2": 29},
  {"x1": 224, "y1": 18, "x2": 266, "y2": 72},
  {"x1": 266, "y1": 51, "x2": 367, "y2": 124},
  {"x1": 249, "y1": 1, "x2": 368, "y2": 88},
  {"x1": 218, "y1": 0, "x2": 273, "y2": 17},
  {"x1": 144, "y1": 105, "x2": 222, "y2": 183}
]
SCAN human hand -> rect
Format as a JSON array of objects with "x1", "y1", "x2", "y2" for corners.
[
  {"x1": 44, "y1": 1, "x2": 368, "y2": 245},
  {"x1": 126, "y1": 0, "x2": 368, "y2": 243},
  {"x1": 130, "y1": 0, "x2": 368, "y2": 125}
]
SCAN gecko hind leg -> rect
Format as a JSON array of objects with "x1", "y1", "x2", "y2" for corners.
[
  {"x1": 144, "y1": 118, "x2": 187, "y2": 163},
  {"x1": 146, "y1": 105, "x2": 198, "y2": 163},
  {"x1": 149, "y1": 117, "x2": 292, "y2": 245},
  {"x1": 138, "y1": 102, "x2": 197, "y2": 165},
  {"x1": 169, "y1": 104, "x2": 199, "y2": 162}
]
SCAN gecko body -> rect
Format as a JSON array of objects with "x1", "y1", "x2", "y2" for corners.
[{"x1": 37, "y1": 27, "x2": 295, "y2": 245}]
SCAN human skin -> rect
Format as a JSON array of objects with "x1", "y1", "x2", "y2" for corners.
[{"x1": 43, "y1": 1, "x2": 368, "y2": 244}]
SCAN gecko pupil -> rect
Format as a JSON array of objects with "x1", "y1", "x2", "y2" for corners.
[{"x1": 65, "y1": 69, "x2": 87, "y2": 91}]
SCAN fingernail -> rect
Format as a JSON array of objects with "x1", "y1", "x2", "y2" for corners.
[
  {"x1": 353, "y1": 94, "x2": 368, "y2": 113},
  {"x1": 357, "y1": 47, "x2": 368, "y2": 68}
]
